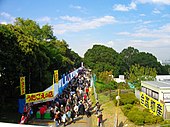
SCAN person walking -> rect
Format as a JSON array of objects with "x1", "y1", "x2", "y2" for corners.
[{"x1": 97, "y1": 111, "x2": 103, "y2": 127}]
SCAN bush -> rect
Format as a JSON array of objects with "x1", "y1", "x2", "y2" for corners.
[
  {"x1": 160, "y1": 120, "x2": 170, "y2": 126},
  {"x1": 119, "y1": 92, "x2": 139, "y2": 106},
  {"x1": 124, "y1": 105, "x2": 163, "y2": 125},
  {"x1": 127, "y1": 107, "x2": 145, "y2": 125},
  {"x1": 95, "y1": 81, "x2": 119, "y2": 93},
  {"x1": 121, "y1": 104, "x2": 133, "y2": 116}
]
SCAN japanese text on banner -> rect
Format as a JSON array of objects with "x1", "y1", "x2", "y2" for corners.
[
  {"x1": 20, "y1": 77, "x2": 25, "y2": 95},
  {"x1": 140, "y1": 92, "x2": 164, "y2": 117},
  {"x1": 54, "y1": 70, "x2": 58, "y2": 83},
  {"x1": 26, "y1": 90, "x2": 54, "y2": 103}
]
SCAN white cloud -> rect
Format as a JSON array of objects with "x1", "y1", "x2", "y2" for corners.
[
  {"x1": 117, "y1": 23, "x2": 170, "y2": 49},
  {"x1": 143, "y1": 20, "x2": 152, "y2": 24},
  {"x1": 119, "y1": 26, "x2": 170, "y2": 39},
  {"x1": 60, "y1": 16, "x2": 82, "y2": 22},
  {"x1": 107, "y1": 40, "x2": 115, "y2": 47},
  {"x1": 162, "y1": 14, "x2": 170, "y2": 18},
  {"x1": 117, "y1": 32, "x2": 130, "y2": 35},
  {"x1": 0, "y1": 12, "x2": 15, "y2": 23},
  {"x1": 54, "y1": 16, "x2": 116, "y2": 34},
  {"x1": 69, "y1": 5, "x2": 82, "y2": 10},
  {"x1": 69, "y1": 5, "x2": 87, "y2": 14},
  {"x1": 1, "y1": 12, "x2": 11, "y2": 18},
  {"x1": 140, "y1": 14, "x2": 146, "y2": 16},
  {"x1": 153, "y1": 8, "x2": 161, "y2": 14},
  {"x1": 113, "y1": 2, "x2": 136, "y2": 11},
  {"x1": 37, "y1": 16, "x2": 51, "y2": 22},
  {"x1": 135, "y1": 0, "x2": 170, "y2": 5},
  {"x1": 0, "y1": 21, "x2": 7, "y2": 25}
]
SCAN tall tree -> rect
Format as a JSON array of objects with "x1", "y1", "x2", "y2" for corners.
[
  {"x1": 120, "y1": 46, "x2": 139, "y2": 68},
  {"x1": 125, "y1": 64, "x2": 157, "y2": 87},
  {"x1": 84, "y1": 44, "x2": 119, "y2": 75}
]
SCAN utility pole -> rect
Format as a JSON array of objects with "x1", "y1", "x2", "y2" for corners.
[
  {"x1": 115, "y1": 89, "x2": 120, "y2": 127},
  {"x1": 29, "y1": 66, "x2": 31, "y2": 93}
]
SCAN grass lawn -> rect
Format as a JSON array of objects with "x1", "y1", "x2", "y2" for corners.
[{"x1": 90, "y1": 87, "x2": 160, "y2": 127}]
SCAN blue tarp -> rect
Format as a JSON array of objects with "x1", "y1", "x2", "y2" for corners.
[
  {"x1": 18, "y1": 98, "x2": 25, "y2": 114},
  {"x1": 128, "y1": 82, "x2": 135, "y2": 89}
]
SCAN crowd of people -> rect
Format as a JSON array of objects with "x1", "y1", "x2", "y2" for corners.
[
  {"x1": 20, "y1": 68, "x2": 103, "y2": 126},
  {"x1": 39, "y1": 69, "x2": 93, "y2": 126}
]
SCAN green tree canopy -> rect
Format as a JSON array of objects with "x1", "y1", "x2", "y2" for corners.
[
  {"x1": 84, "y1": 44, "x2": 119, "y2": 76},
  {"x1": 125, "y1": 64, "x2": 157, "y2": 87},
  {"x1": 0, "y1": 18, "x2": 82, "y2": 103}
]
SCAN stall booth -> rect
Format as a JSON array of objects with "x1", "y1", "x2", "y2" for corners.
[
  {"x1": 24, "y1": 67, "x2": 82, "y2": 120},
  {"x1": 140, "y1": 81, "x2": 170, "y2": 119}
]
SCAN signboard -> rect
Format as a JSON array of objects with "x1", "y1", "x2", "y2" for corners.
[
  {"x1": 54, "y1": 70, "x2": 58, "y2": 83},
  {"x1": 140, "y1": 92, "x2": 164, "y2": 117},
  {"x1": 26, "y1": 90, "x2": 54, "y2": 103},
  {"x1": 20, "y1": 77, "x2": 25, "y2": 95}
]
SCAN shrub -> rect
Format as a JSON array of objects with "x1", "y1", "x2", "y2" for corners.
[
  {"x1": 160, "y1": 120, "x2": 170, "y2": 125},
  {"x1": 127, "y1": 107, "x2": 145, "y2": 125},
  {"x1": 124, "y1": 105, "x2": 163, "y2": 125},
  {"x1": 121, "y1": 104, "x2": 133, "y2": 116},
  {"x1": 119, "y1": 92, "x2": 139, "y2": 106},
  {"x1": 145, "y1": 115, "x2": 156, "y2": 124}
]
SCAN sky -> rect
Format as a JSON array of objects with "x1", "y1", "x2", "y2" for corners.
[{"x1": 0, "y1": 0, "x2": 170, "y2": 61}]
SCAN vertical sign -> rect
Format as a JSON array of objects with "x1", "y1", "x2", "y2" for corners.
[
  {"x1": 140, "y1": 92, "x2": 164, "y2": 117},
  {"x1": 54, "y1": 70, "x2": 58, "y2": 83},
  {"x1": 20, "y1": 77, "x2": 25, "y2": 95}
]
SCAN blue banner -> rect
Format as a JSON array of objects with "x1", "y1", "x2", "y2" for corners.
[{"x1": 18, "y1": 98, "x2": 25, "y2": 114}]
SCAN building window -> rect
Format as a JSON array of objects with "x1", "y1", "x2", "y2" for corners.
[
  {"x1": 152, "y1": 91, "x2": 159, "y2": 100},
  {"x1": 142, "y1": 87, "x2": 146, "y2": 93}
]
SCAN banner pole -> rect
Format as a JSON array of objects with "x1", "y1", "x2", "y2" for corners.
[{"x1": 53, "y1": 74, "x2": 55, "y2": 94}]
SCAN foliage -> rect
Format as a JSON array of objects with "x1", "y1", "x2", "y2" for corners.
[
  {"x1": 84, "y1": 45, "x2": 169, "y2": 80},
  {"x1": 125, "y1": 64, "x2": 157, "y2": 87},
  {"x1": 125, "y1": 106, "x2": 163, "y2": 125},
  {"x1": 120, "y1": 46, "x2": 139, "y2": 68},
  {"x1": 120, "y1": 47, "x2": 168, "y2": 75},
  {"x1": 0, "y1": 18, "x2": 82, "y2": 104},
  {"x1": 84, "y1": 45, "x2": 121, "y2": 76},
  {"x1": 98, "y1": 71, "x2": 112, "y2": 84},
  {"x1": 160, "y1": 120, "x2": 170, "y2": 126},
  {"x1": 95, "y1": 81, "x2": 117, "y2": 93},
  {"x1": 127, "y1": 106, "x2": 145, "y2": 125},
  {"x1": 113, "y1": 92, "x2": 138, "y2": 106},
  {"x1": 117, "y1": 82, "x2": 130, "y2": 89},
  {"x1": 121, "y1": 104, "x2": 133, "y2": 115}
]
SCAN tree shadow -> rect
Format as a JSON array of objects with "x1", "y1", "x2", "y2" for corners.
[
  {"x1": 61, "y1": 116, "x2": 84, "y2": 126},
  {"x1": 102, "y1": 118, "x2": 107, "y2": 123},
  {"x1": 118, "y1": 121, "x2": 124, "y2": 127}
]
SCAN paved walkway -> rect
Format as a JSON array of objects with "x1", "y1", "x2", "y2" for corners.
[
  {"x1": 30, "y1": 115, "x2": 92, "y2": 127},
  {"x1": 67, "y1": 115, "x2": 91, "y2": 127}
]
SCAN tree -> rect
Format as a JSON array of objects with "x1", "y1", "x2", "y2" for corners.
[
  {"x1": 0, "y1": 18, "x2": 82, "y2": 103},
  {"x1": 125, "y1": 64, "x2": 157, "y2": 88},
  {"x1": 84, "y1": 44, "x2": 119, "y2": 76},
  {"x1": 120, "y1": 47, "x2": 168, "y2": 75},
  {"x1": 120, "y1": 47, "x2": 139, "y2": 68}
]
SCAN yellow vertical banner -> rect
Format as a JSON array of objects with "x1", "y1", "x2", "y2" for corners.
[
  {"x1": 52, "y1": 74, "x2": 54, "y2": 92},
  {"x1": 140, "y1": 92, "x2": 164, "y2": 117},
  {"x1": 54, "y1": 70, "x2": 58, "y2": 83},
  {"x1": 20, "y1": 76, "x2": 25, "y2": 95}
]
